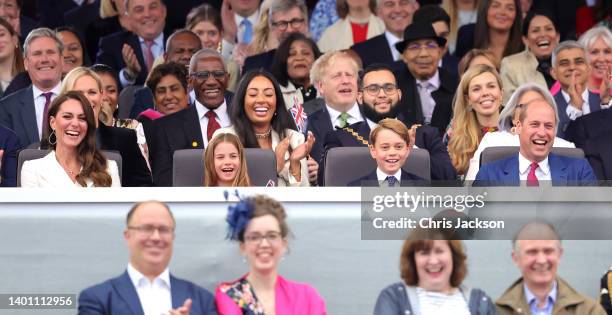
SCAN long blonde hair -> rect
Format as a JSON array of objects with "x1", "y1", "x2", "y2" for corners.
[
  {"x1": 204, "y1": 133, "x2": 251, "y2": 187},
  {"x1": 448, "y1": 64, "x2": 502, "y2": 175},
  {"x1": 248, "y1": 0, "x2": 278, "y2": 55}
]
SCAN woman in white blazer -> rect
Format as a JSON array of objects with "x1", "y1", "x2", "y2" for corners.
[
  {"x1": 317, "y1": 0, "x2": 385, "y2": 52},
  {"x1": 21, "y1": 91, "x2": 120, "y2": 187}
]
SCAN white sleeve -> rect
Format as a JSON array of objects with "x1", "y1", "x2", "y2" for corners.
[
  {"x1": 20, "y1": 161, "x2": 38, "y2": 188},
  {"x1": 565, "y1": 102, "x2": 583, "y2": 120},
  {"x1": 108, "y1": 160, "x2": 121, "y2": 187}
]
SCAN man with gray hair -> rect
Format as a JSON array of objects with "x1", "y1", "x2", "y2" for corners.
[
  {"x1": 149, "y1": 48, "x2": 232, "y2": 186},
  {"x1": 0, "y1": 27, "x2": 63, "y2": 146},
  {"x1": 242, "y1": 0, "x2": 309, "y2": 73},
  {"x1": 550, "y1": 40, "x2": 611, "y2": 139},
  {"x1": 495, "y1": 221, "x2": 606, "y2": 315}
]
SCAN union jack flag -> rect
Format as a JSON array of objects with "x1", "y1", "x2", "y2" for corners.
[{"x1": 289, "y1": 96, "x2": 308, "y2": 134}]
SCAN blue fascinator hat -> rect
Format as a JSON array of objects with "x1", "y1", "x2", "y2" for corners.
[{"x1": 225, "y1": 190, "x2": 255, "y2": 241}]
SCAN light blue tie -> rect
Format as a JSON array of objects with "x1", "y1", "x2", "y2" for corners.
[{"x1": 241, "y1": 19, "x2": 253, "y2": 44}]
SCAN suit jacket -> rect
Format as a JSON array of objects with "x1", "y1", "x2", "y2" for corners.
[
  {"x1": 473, "y1": 153, "x2": 597, "y2": 186},
  {"x1": 454, "y1": 23, "x2": 475, "y2": 60},
  {"x1": 78, "y1": 271, "x2": 217, "y2": 315},
  {"x1": 242, "y1": 49, "x2": 276, "y2": 74},
  {"x1": 0, "y1": 85, "x2": 39, "y2": 146},
  {"x1": 96, "y1": 31, "x2": 166, "y2": 86},
  {"x1": 97, "y1": 123, "x2": 153, "y2": 187},
  {"x1": 2, "y1": 72, "x2": 31, "y2": 98},
  {"x1": 348, "y1": 169, "x2": 427, "y2": 186},
  {"x1": 394, "y1": 67, "x2": 458, "y2": 135},
  {"x1": 500, "y1": 50, "x2": 549, "y2": 104},
  {"x1": 441, "y1": 52, "x2": 459, "y2": 78},
  {"x1": 149, "y1": 98, "x2": 232, "y2": 186},
  {"x1": 350, "y1": 33, "x2": 395, "y2": 68},
  {"x1": 583, "y1": 129, "x2": 612, "y2": 182},
  {"x1": 21, "y1": 151, "x2": 121, "y2": 187},
  {"x1": 0, "y1": 124, "x2": 21, "y2": 187},
  {"x1": 303, "y1": 97, "x2": 325, "y2": 116},
  {"x1": 324, "y1": 121, "x2": 457, "y2": 181},
  {"x1": 553, "y1": 90, "x2": 602, "y2": 139},
  {"x1": 20, "y1": 15, "x2": 40, "y2": 43},
  {"x1": 565, "y1": 108, "x2": 612, "y2": 149}
]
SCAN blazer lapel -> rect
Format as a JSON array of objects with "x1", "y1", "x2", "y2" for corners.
[
  {"x1": 312, "y1": 108, "x2": 334, "y2": 138},
  {"x1": 169, "y1": 275, "x2": 189, "y2": 310},
  {"x1": 112, "y1": 271, "x2": 145, "y2": 315},
  {"x1": 553, "y1": 92, "x2": 570, "y2": 136},
  {"x1": 588, "y1": 91, "x2": 601, "y2": 113},
  {"x1": 183, "y1": 106, "x2": 204, "y2": 148},
  {"x1": 548, "y1": 153, "x2": 568, "y2": 185},
  {"x1": 20, "y1": 87, "x2": 39, "y2": 144}
]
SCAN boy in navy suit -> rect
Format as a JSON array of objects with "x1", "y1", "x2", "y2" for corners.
[{"x1": 349, "y1": 118, "x2": 426, "y2": 187}]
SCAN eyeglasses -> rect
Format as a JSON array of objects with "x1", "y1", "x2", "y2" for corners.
[
  {"x1": 405, "y1": 42, "x2": 439, "y2": 52},
  {"x1": 244, "y1": 232, "x2": 282, "y2": 244},
  {"x1": 128, "y1": 225, "x2": 174, "y2": 236},
  {"x1": 191, "y1": 70, "x2": 226, "y2": 82},
  {"x1": 363, "y1": 83, "x2": 399, "y2": 96},
  {"x1": 271, "y1": 18, "x2": 305, "y2": 31}
]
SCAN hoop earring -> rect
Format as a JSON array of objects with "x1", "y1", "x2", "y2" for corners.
[{"x1": 48, "y1": 129, "x2": 57, "y2": 145}]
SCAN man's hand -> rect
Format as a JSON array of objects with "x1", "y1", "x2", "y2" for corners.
[
  {"x1": 122, "y1": 44, "x2": 142, "y2": 77},
  {"x1": 166, "y1": 298, "x2": 192, "y2": 315},
  {"x1": 568, "y1": 71, "x2": 585, "y2": 110}
]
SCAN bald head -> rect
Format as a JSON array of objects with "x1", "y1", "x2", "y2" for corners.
[{"x1": 126, "y1": 201, "x2": 175, "y2": 227}]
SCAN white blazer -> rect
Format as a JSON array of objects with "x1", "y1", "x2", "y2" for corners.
[
  {"x1": 213, "y1": 126, "x2": 310, "y2": 187},
  {"x1": 20, "y1": 151, "x2": 121, "y2": 187},
  {"x1": 317, "y1": 15, "x2": 385, "y2": 52}
]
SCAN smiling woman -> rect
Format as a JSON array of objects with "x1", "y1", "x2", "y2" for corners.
[{"x1": 56, "y1": 26, "x2": 91, "y2": 76}]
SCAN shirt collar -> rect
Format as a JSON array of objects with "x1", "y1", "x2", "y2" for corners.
[
  {"x1": 518, "y1": 152, "x2": 550, "y2": 176},
  {"x1": 384, "y1": 31, "x2": 402, "y2": 46},
  {"x1": 235, "y1": 9, "x2": 260, "y2": 25},
  {"x1": 560, "y1": 88, "x2": 589, "y2": 104},
  {"x1": 376, "y1": 167, "x2": 402, "y2": 182},
  {"x1": 524, "y1": 281, "x2": 557, "y2": 307},
  {"x1": 32, "y1": 82, "x2": 61, "y2": 98},
  {"x1": 195, "y1": 98, "x2": 227, "y2": 120},
  {"x1": 139, "y1": 32, "x2": 164, "y2": 47},
  {"x1": 416, "y1": 70, "x2": 440, "y2": 90},
  {"x1": 127, "y1": 263, "x2": 171, "y2": 289},
  {"x1": 326, "y1": 102, "x2": 361, "y2": 121}
]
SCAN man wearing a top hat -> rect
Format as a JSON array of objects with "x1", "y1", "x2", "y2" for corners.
[{"x1": 393, "y1": 22, "x2": 458, "y2": 135}]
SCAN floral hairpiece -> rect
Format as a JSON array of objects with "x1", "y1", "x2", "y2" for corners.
[{"x1": 225, "y1": 190, "x2": 254, "y2": 241}]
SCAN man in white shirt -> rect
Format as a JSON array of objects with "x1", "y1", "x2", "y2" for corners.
[
  {"x1": 78, "y1": 201, "x2": 217, "y2": 315},
  {"x1": 351, "y1": 0, "x2": 419, "y2": 67},
  {"x1": 474, "y1": 98, "x2": 596, "y2": 186},
  {"x1": 496, "y1": 221, "x2": 606, "y2": 315},
  {"x1": 96, "y1": 0, "x2": 168, "y2": 86},
  {"x1": 0, "y1": 28, "x2": 63, "y2": 146},
  {"x1": 149, "y1": 49, "x2": 232, "y2": 186},
  {"x1": 551, "y1": 40, "x2": 611, "y2": 139}
]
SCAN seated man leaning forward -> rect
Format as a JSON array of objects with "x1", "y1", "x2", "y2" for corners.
[
  {"x1": 78, "y1": 201, "x2": 217, "y2": 315},
  {"x1": 496, "y1": 221, "x2": 606, "y2": 315},
  {"x1": 474, "y1": 98, "x2": 596, "y2": 186},
  {"x1": 349, "y1": 118, "x2": 427, "y2": 187}
]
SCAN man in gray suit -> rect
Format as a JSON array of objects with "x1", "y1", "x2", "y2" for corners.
[{"x1": 0, "y1": 28, "x2": 63, "y2": 147}]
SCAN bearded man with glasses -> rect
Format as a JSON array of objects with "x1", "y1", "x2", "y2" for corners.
[{"x1": 78, "y1": 201, "x2": 217, "y2": 315}]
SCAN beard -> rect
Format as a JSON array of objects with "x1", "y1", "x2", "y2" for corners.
[{"x1": 360, "y1": 100, "x2": 401, "y2": 123}]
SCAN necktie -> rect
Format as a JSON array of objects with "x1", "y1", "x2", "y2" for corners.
[
  {"x1": 385, "y1": 176, "x2": 398, "y2": 187},
  {"x1": 205, "y1": 111, "x2": 221, "y2": 141},
  {"x1": 338, "y1": 112, "x2": 349, "y2": 128},
  {"x1": 41, "y1": 92, "x2": 53, "y2": 138},
  {"x1": 527, "y1": 162, "x2": 539, "y2": 187},
  {"x1": 144, "y1": 40, "x2": 155, "y2": 72},
  {"x1": 417, "y1": 82, "x2": 433, "y2": 124},
  {"x1": 241, "y1": 19, "x2": 253, "y2": 44}
]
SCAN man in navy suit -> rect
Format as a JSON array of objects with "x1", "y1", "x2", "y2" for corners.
[
  {"x1": 583, "y1": 128, "x2": 612, "y2": 183},
  {"x1": 474, "y1": 98, "x2": 597, "y2": 186},
  {"x1": 325, "y1": 63, "x2": 456, "y2": 182},
  {"x1": 0, "y1": 123, "x2": 21, "y2": 187},
  {"x1": 242, "y1": 0, "x2": 309, "y2": 73},
  {"x1": 550, "y1": 41, "x2": 611, "y2": 139},
  {"x1": 78, "y1": 201, "x2": 217, "y2": 315},
  {"x1": 96, "y1": 0, "x2": 168, "y2": 86},
  {"x1": 0, "y1": 28, "x2": 63, "y2": 147},
  {"x1": 350, "y1": 0, "x2": 419, "y2": 68},
  {"x1": 349, "y1": 118, "x2": 426, "y2": 186},
  {"x1": 149, "y1": 49, "x2": 233, "y2": 186}
]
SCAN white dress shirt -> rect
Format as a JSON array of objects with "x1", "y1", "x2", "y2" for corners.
[
  {"x1": 32, "y1": 83, "x2": 61, "y2": 139},
  {"x1": 326, "y1": 102, "x2": 363, "y2": 128},
  {"x1": 518, "y1": 152, "x2": 551, "y2": 183},
  {"x1": 195, "y1": 99, "x2": 231, "y2": 147},
  {"x1": 384, "y1": 31, "x2": 402, "y2": 61},
  {"x1": 376, "y1": 167, "x2": 401, "y2": 186},
  {"x1": 127, "y1": 264, "x2": 172, "y2": 315},
  {"x1": 235, "y1": 10, "x2": 260, "y2": 44},
  {"x1": 563, "y1": 88, "x2": 611, "y2": 120},
  {"x1": 120, "y1": 33, "x2": 165, "y2": 87},
  {"x1": 416, "y1": 71, "x2": 441, "y2": 124}
]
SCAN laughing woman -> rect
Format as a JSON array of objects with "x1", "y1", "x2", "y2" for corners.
[
  {"x1": 216, "y1": 194, "x2": 327, "y2": 314},
  {"x1": 21, "y1": 91, "x2": 120, "y2": 187},
  {"x1": 204, "y1": 133, "x2": 251, "y2": 187}
]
